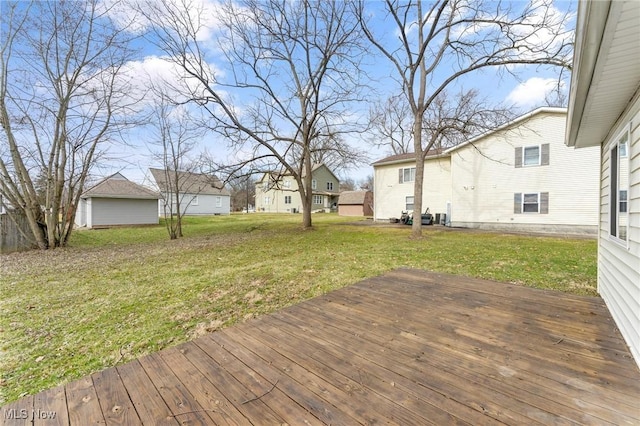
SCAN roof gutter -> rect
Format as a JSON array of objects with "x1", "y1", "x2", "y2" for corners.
[{"x1": 566, "y1": 0, "x2": 611, "y2": 147}]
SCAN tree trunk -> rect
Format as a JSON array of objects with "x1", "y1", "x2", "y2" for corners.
[{"x1": 411, "y1": 115, "x2": 424, "y2": 238}]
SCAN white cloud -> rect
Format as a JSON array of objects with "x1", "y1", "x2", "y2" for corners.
[{"x1": 506, "y1": 77, "x2": 562, "y2": 109}]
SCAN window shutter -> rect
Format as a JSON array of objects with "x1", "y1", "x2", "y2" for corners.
[
  {"x1": 540, "y1": 192, "x2": 549, "y2": 214},
  {"x1": 541, "y1": 144, "x2": 550, "y2": 166},
  {"x1": 515, "y1": 147, "x2": 522, "y2": 168},
  {"x1": 514, "y1": 193, "x2": 522, "y2": 214},
  {"x1": 398, "y1": 168, "x2": 403, "y2": 183}
]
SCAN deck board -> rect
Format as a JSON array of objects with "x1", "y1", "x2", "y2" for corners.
[{"x1": 2, "y1": 268, "x2": 639, "y2": 425}]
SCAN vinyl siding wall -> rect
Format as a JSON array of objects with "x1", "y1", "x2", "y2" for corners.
[
  {"x1": 598, "y1": 96, "x2": 640, "y2": 366},
  {"x1": 374, "y1": 157, "x2": 452, "y2": 220},
  {"x1": 450, "y1": 112, "x2": 600, "y2": 233},
  {"x1": 87, "y1": 198, "x2": 158, "y2": 228},
  {"x1": 160, "y1": 193, "x2": 230, "y2": 216}
]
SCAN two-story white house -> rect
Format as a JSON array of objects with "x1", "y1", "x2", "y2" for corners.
[
  {"x1": 255, "y1": 164, "x2": 340, "y2": 213},
  {"x1": 373, "y1": 108, "x2": 601, "y2": 234}
]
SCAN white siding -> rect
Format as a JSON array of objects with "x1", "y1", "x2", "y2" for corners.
[
  {"x1": 450, "y1": 112, "x2": 600, "y2": 233},
  {"x1": 374, "y1": 157, "x2": 452, "y2": 220},
  {"x1": 598, "y1": 97, "x2": 640, "y2": 366},
  {"x1": 89, "y1": 198, "x2": 158, "y2": 227}
]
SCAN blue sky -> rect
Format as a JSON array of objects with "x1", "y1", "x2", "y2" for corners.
[{"x1": 94, "y1": 0, "x2": 576, "y2": 185}]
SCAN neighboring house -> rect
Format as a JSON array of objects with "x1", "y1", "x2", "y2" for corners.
[
  {"x1": 76, "y1": 173, "x2": 160, "y2": 228},
  {"x1": 373, "y1": 150, "x2": 452, "y2": 222},
  {"x1": 255, "y1": 164, "x2": 340, "y2": 213},
  {"x1": 373, "y1": 108, "x2": 601, "y2": 234},
  {"x1": 565, "y1": 0, "x2": 640, "y2": 367},
  {"x1": 150, "y1": 168, "x2": 231, "y2": 216},
  {"x1": 338, "y1": 191, "x2": 373, "y2": 217}
]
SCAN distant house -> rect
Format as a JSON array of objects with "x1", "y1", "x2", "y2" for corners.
[
  {"x1": 373, "y1": 108, "x2": 601, "y2": 234},
  {"x1": 338, "y1": 191, "x2": 373, "y2": 217},
  {"x1": 76, "y1": 173, "x2": 160, "y2": 228},
  {"x1": 255, "y1": 164, "x2": 340, "y2": 213},
  {"x1": 150, "y1": 168, "x2": 230, "y2": 216},
  {"x1": 565, "y1": 0, "x2": 640, "y2": 367}
]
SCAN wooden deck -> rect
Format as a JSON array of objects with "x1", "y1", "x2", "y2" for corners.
[{"x1": 2, "y1": 268, "x2": 639, "y2": 425}]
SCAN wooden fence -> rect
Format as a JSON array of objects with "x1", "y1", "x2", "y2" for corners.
[{"x1": 0, "y1": 212, "x2": 36, "y2": 253}]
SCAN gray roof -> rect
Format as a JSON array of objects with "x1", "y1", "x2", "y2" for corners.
[
  {"x1": 150, "y1": 168, "x2": 230, "y2": 196},
  {"x1": 338, "y1": 191, "x2": 371, "y2": 205},
  {"x1": 83, "y1": 173, "x2": 160, "y2": 199}
]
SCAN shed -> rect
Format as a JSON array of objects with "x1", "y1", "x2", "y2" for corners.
[
  {"x1": 338, "y1": 191, "x2": 373, "y2": 217},
  {"x1": 76, "y1": 173, "x2": 160, "y2": 228}
]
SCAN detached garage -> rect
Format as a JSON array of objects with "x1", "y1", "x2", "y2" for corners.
[
  {"x1": 338, "y1": 191, "x2": 373, "y2": 217},
  {"x1": 76, "y1": 173, "x2": 160, "y2": 228}
]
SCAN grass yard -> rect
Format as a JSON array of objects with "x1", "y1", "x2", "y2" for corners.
[{"x1": 0, "y1": 214, "x2": 597, "y2": 404}]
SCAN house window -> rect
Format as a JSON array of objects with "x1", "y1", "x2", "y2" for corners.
[
  {"x1": 327, "y1": 182, "x2": 333, "y2": 191},
  {"x1": 406, "y1": 196, "x2": 414, "y2": 211},
  {"x1": 515, "y1": 144, "x2": 549, "y2": 167},
  {"x1": 514, "y1": 192, "x2": 549, "y2": 214},
  {"x1": 312, "y1": 179, "x2": 317, "y2": 190},
  {"x1": 313, "y1": 195, "x2": 323, "y2": 205},
  {"x1": 191, "y1": 195, "x2": 199, "y2": 206},
  {"x1": 285, "y1": 195, "x2": 292, "y2": 204},
  {"x1": 523, "y1": 146, "x2": 540, "y2": 166},
  {"x1": 283, "y1": 180, "x2": 291, "y2": 189},
  {"x1": 610, "y1": 129, "x2": 629, "y2": 241},
  {"x1": 264, "y1": 196, "x2": 271, "y2": 205},
  {"x1": 398, "y1": 167, "x2": 415, "y2": 183},
  {"x1": 215, "y1": 196, "x2": 222, "y2": 208},
  {"x1": 522, "y1": 193, "x2": 539, "y2": 212}
]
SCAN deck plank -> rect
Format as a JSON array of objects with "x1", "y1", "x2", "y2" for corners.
[
  {"x1": 65, "y1": 377, "x2": 105, "y2": 425},
  {"x1": 2, "y1": 269, "x2": 639, "y2": 425},
  {"x1": 136, "y1": 352, "x2": 217, "y2": 425},
  {"x1": 116, "y1": 361, "x2": 178, "y2": 426},
  {"x1": 33, "y1": 385, "x2": 68, "y2": 426},
  {"x1": 92, "y1": 368, "x2": 141, "y2": 426}
]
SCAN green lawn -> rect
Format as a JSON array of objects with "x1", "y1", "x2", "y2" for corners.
[{"x1": 0, "y1": 214, "x2": 597, "y2": 404}]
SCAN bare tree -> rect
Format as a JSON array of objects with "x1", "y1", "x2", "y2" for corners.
[
  {"x1": 148, "y1": 97, "x2": 206, "y2": 239},
  {"x1": 358, "y1": 0, "x2": 572, "y2": 237},
  {"x1": 368, "y1": 94, "x2": 413, "y2": 155},
  {"x1": 0, "y1": 1, "x2": 139, "y2": 248},
  {"x1": 137, "y1": 0, "x2": 366, "y2": 229}
]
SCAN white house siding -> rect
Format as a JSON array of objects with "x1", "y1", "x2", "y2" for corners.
[
  {"x1": 450, "y1": 112, "x2": 600, "y2": 233},
  {"x1": 374, "y1": 156, "x2": 452, "y2": 221},
  {"x1": 598, "y1": 98, "x2": 640, "y2": 366},
  {"x1": 183, "y1": 193, "x2": 230, "y2": 215},
  {"x1": 89, "y1": 198, "x2": 159, "y2": 227}
]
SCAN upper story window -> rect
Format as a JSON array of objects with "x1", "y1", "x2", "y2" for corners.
[
  {"x1": 523, "y1": 146, "x2": 540, "y2": 166},
  {"x1": 610, "y1": 128, "x2": 629, "y2": 242},
  {"x1": 515, "y1": 144, "x2": 549, "y2": 167},
  {"x1": 283, "y1": 180, "x2": 291, "y2": 189},
  {"x1": 312, "y1": 179, "x2": 317, "y2": 190},
  {"x1": 326, "y1": 182, "x2": 333, "y2": 191},
  {"x1": 398, "y1": 167, "x2": 415, "y2": 183}
]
